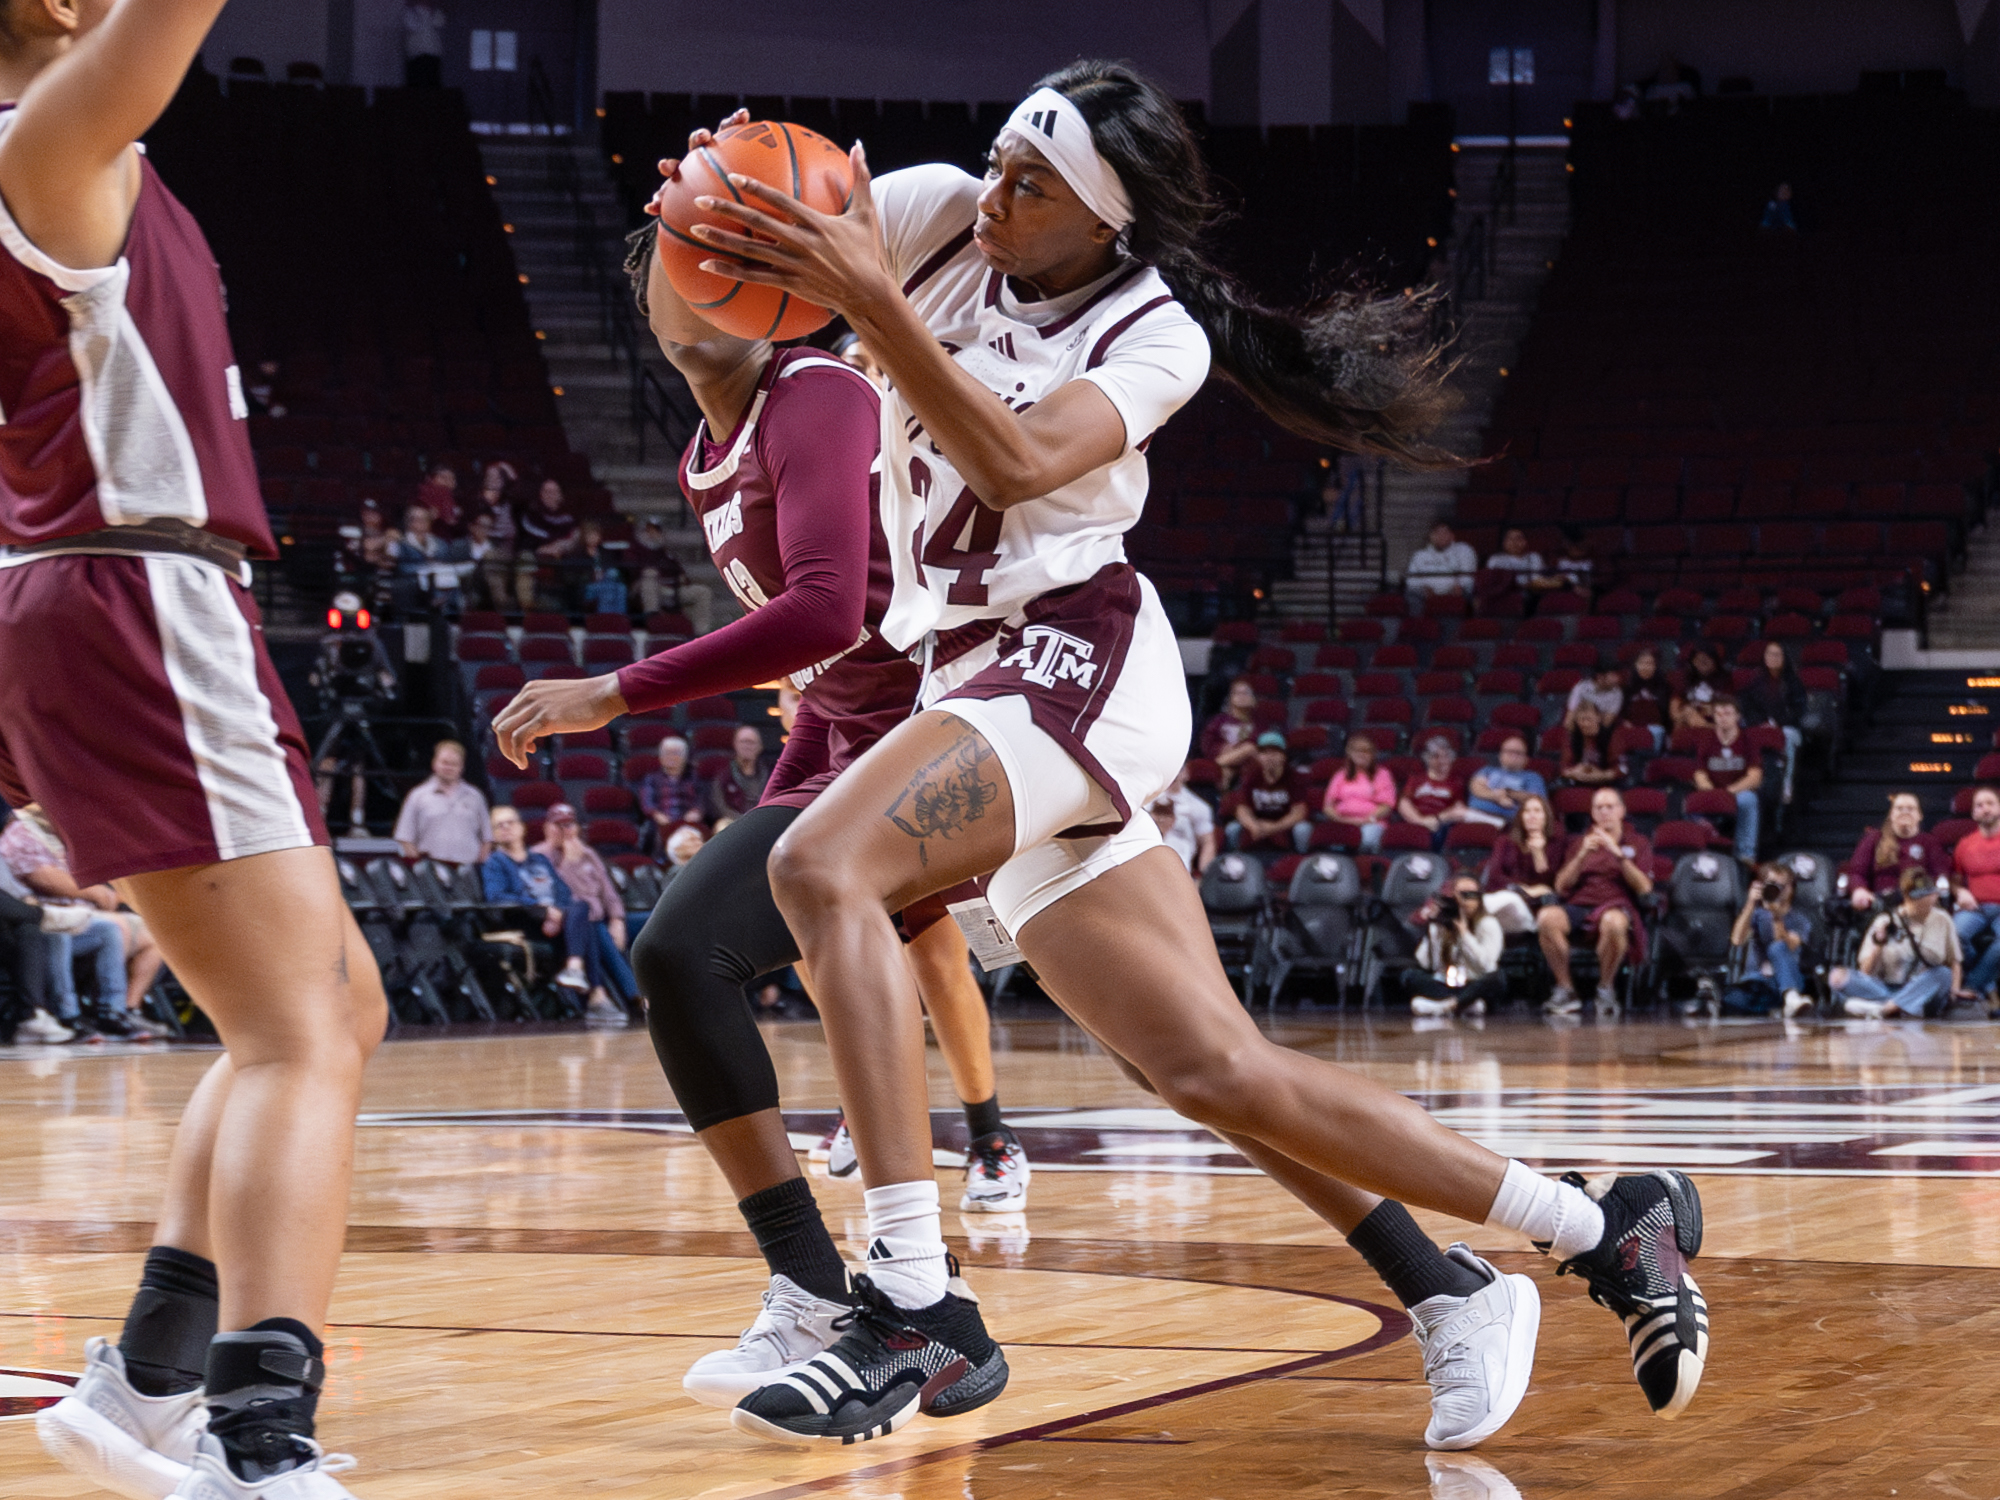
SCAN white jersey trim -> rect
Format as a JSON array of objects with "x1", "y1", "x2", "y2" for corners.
[{"x1": 684, "y1": 388, "x2": 768, "y2": 493}]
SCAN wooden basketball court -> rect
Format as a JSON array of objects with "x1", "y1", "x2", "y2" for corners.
[{"x1": 3, "y1": 1014, "x2": 1994, "y2": 1498}]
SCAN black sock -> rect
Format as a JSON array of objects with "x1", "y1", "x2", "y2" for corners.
[
  {"x1": 205, "y1": 1320, "x2": 325, "y2": 1482},
  {"x1": 118, "y1": 1246, "x2": 218, "y2": 1396},
  {"x1": 962, "y1": 1093, "x2": 1005, "y2": 1141},
  {"x1": 1345, "y1": 1200, "x2": 1487, "y2": 1308},
  {"x1": 740, "y1": 1176, "x2": 851, "y2": 1303}
]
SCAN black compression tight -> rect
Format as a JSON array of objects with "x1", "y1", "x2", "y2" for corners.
[{"x1": 633, "y1": 803, "x2": 804, "y2": 1131}]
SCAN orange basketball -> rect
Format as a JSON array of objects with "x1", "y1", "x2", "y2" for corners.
[{"x1": 654, "y1": 120, "x2": 854, "y2": 341}]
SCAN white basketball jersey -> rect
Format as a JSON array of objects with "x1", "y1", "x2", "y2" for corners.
[{"x1": 869, "y1": 166, "x2": 1211, "y2": 650}]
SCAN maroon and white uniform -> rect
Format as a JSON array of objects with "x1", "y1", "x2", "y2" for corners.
[
  {"x1": 0, "y1": 113, "x2": 324, "y2": 883},
  {"x1": 868, "y1": 165, "x2": 1211, "y2": 932},
  {"x1": 614, "y1": 349, "x2": 918, "y2": 807}
]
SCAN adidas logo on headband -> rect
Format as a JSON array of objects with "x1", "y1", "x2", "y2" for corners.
[{"x1": 1026, "y1": 109, "x2": 1059, "y2": 139}]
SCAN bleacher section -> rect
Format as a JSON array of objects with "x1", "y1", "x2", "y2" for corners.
[{"x1": 1465, "y1": 86, "x2": 2000, "y2": 615}]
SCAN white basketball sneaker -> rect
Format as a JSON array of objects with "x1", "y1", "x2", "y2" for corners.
[
  {"x1": 681, "y1": 1274, "x2": 849, "y2": 1409},
  {"x1": 38, "y1": 1337, "x2": 207, "y2": 1500},
  {"x1": 959, "y1": 1129, "x2": 1030, "y2": 1213},
  {"x1": 1407, "y1": 1245, "x2": 1541, "y2": 1451},
  {"x1": 823, "y1": 1121, "x2": 858, "y2": 1178},
  {"x1": 167, "y1": 1434, "x2": 358, "y2": 1500}
]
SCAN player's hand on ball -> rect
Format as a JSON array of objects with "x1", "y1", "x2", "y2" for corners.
[
  {"x1": 491, "y1": 674, "x2": 628, "y2": 767},
  {"x1": 690, "y1": 142, "x2": 895, "y2": 321}
]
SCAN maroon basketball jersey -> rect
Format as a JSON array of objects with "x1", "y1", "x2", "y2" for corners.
[
  {"x1": 679, "y1": 349, "x2": 912, "y2": 790},
  {"x1": 0, "y1": 114, "x2": 272, "y2": 554}
]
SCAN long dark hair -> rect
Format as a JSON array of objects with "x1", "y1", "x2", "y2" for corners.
[{"x1": 1039, "y1": 60, "x2": 1459, "y2": 468}]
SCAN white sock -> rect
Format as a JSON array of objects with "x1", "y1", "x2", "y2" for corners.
[
  {"x1": 1483, "y1": 1160, "x2": 1606, "y2": 1261},
  {"x1": 861, "y1": 1179, "x2": 948, "y2": 1310}
]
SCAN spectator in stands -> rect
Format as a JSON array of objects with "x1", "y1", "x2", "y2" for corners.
[
  {"x1": 1561, "y1": 700, "x2": 1626, "y2": 789},
  {"x1": 1671, "y1": 643, "x2": 1732, "y2": 731},
  {"x1": 1399, "y1": 734, "x2": 1471, "y2": 849},
  {"x1": 392, "y1": 503, "x2": 457, "y2": 610},
  {"x1": 1761, "y1": 182, "x2": 1798, "y2": 233},
  {"x1": 403, "y1": 1, "x2": 446, "y2": 88},
  {"x1": 0, "y1": 864, "x2": 60, "y2": 1044},
  {"x1": 1542, "y1": 786, "x2": 1654, "y2": 1015},
  {"x1": 1321, "y1": 732, "x2": 1396, "y2": 853},
  {"x1": 1400, "y1": 875, "x2": 1506, "y2": 1018},
  {"x1": 1485, "y1": 527, "x2": 1553, "y2": 592},
  {"x1": 1321, "y1": 453, "x2": 1365, "y2": 534},
  {"x1": 640, "y1": 736, "x2": 705, "y2": 847},
  {"x1": 1644, "y1": 54, "x2": 1699, "y2": 112},
  {"x1": 707, "y1": 725, "x2": 771, "y2": 829},
  {"x1": 1831, "y1": 869, "x2": 1963, "y2": 1019},
  {"x1": 1739, "y1": 641, "x2": 1807, "y2": 805},
  {"x1": 515, "y1": 477, "x2": 581, "y2": 610},
  {"x1": 1624, "y1": 647, "x2": 1670, "y2": 747},
  {"x1": 1552, "y1": 527, "x2": 1594, "y2": 598},
  {"x1": 1404, "y1": 518, "x2": 1477, "y2": 601},
  {"x1": 571, "y1": 518, "x2": 628, "y2": 615},
  {"x1": 481, "y1": 805, "x2": 593, "y2": 998},
  {"x1": 1950, "y1": 786, "x2": 2000, "y2": 1002},
  {"x1": 1692, "y1": 697, "x2": 1763, "y2": 863},
  {"x1": 1150, "y1": 764, "x2": 1218, "y2": 875},
  {"x1": 665, "y1": 825, "x2": 706, "y2": 868},
  {"x1": 535, "y1": 803, "x2": 637, "y2": 1023},
  {"x1": 416, "y1": 463, "x2": 460, "y2": 533},
  {"x1": 1564, "y1": 663, "x2": 1625, "y2": 730},
  {"x1": 630, "y1": 516, "x2": 711, "y2": 633},
  {"x1": 1482, "y1": 792, "x2": 1566, "y2": 935},
  {"x1": 1224, "y1": 731, "x2": 1313, "y2": 853},
  {"x1": 1199, "y1": 676, "x2": 1263, "y2": 788},
  {"x1": 1844, "y1": 792, "x2": 1948, "y2": 912},
  {"x1": 1730, "y1": 861, "x2": 1814, "y2": 1019},
  {"x1": 0, "y1": 812, "x2": 165, "y2": 1037},
  {"x1": 1464, "y1": 733, "x2": 1548, "y2": 827},
  {"x1": 470, "y1": 462, "x2": 518, "y2": 606},
  {"x1": 343, "y1": 499, "x2": 395, "y2": 593},
  {"x1": 392, "y1": 739, "x2": 491, "y2": 865},
  {"x1": 450, "y1": 511, "x2": 499, "y2": 610}
]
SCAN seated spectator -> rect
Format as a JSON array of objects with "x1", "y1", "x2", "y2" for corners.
[
  {"x1": 1844, "y1": 792, "x2": 1948, "y2": 912},
  {"x1": 1464, "y1": 733, "x2": 1547, "y2": 827},
  {"x1": 1831, "y1": 869, "x2": 1964, "y2": 1019},
  {"x1": 708, "y1": 725, "x2": 772, "y2": 828},
  {"x1": 630, "y1": 515, "x2": 712, "y2": 634},
  {"x1": 1691, "y1": 697, "x2": 1763, "y2": 863},
  {"x1": 1540, "y1": 787, "x2": 1654, "y2": 1016},
  {"x1": 468, "y1": 461, "x2": 519, "y2": 601},
  {"x1": 480, "y1": 806, "x2": 594, "y2": 996},
  {"x1": 1399, "y1": 734, "x2": 1471, "y2": 849},
  {"x1": 1552, "y1": 526, "x2": 1594, "y2": 598},
  {"x1": 392, "y1": 502, "x2": 457, "y2": 609},
  {"x1": 1482, "y1": 792, "x2": 1567, "y2": 934},
  {"x1": 1400, "y1": 874, "x2": 1507, "y2": 1018},
  {"x1": 1760, "y1": 182, "x2": 1798, "y2": 233},
  {"x1": 0, "y1": 810, "x2": 165, "y2": 1037},
  {"x1": 535, "y1": 803, "x2": 638, "y2": 1023},
  {"x1": 1561, "y1": 700, "x2": 1626, "y2": 789},
  {"x1": 415, "y1": 463, "x2": 460, "y2": 533},
  {"x1": 665, "y1": 824, "x2": 706, "y2": 868},
  {"x1": 1624, "y1": 647, "x2": 1670, "y2": 747},
  {"x1": 1671, "y1": 643, "x2": 1732, "y2": 731},
  {"x1": 1320, "y1": 732, "x2": 1396, "y2": 853},
  {"x1": 640, "y1": 736, "x2": 706, "y2": 846},
  {"x1": 1405, "y1": 518, "x2": 1477, "y2": 600},
  {"x1": 570, "y1": 518, "x2": 628, "y2": 615},
  {"x1": 1565, "y1": 664, "x2": 1624, "y2": 729},
  {"x1": 1484, "y1": 527, "x2": 1551, "y2": 593},
  {"x1": 1224, "y1": 731, "x2": 1312, "y2": 854},
  {"x1": 393, "y1": 739, "x2": 491, "y2": 865},
  {"x1": 1150, "y1": 764, "x2": 1218, "y2": 875},
  {"x1": 0, "y1": 864, "x2": 59, "y2": 1043},
  {"x1": 1739, "y1": 641, "x2": 1807, "y2": 805},
  {"x1": 1199, "y1": 676, "x2": 1263, "y2": 788},
  {"x1": 1729, "y1": 861, "x2": 1814, "y2": 1019},
  {"x1": 516, "y1": 477, "x2": 581, "y2": 610},
  {"x1": 1951, "y1": 786, "x2": 2000, "y2": 1002},
  {"x1": 449, "y1": 511, "x2": 500, "y2": 610}
]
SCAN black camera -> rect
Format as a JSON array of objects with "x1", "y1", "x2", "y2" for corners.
[{"x1": 1761, "y1": 880, "x2": 1783, "y2": 903}]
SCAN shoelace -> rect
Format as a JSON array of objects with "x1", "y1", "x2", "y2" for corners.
[
  {"x1": 828, "y1": 1278, "x2": 919, "y2": 1354},
  {"x1": 967, "y1": 1138, "x2": 1017, "y2": 1182},
  {"x1": 738, "y1": 1281, "x2": 823, "y2": 1357}
]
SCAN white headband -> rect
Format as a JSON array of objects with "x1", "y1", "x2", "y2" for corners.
[{"x1": 998, "y1": 86, "x2": 1133, "y2": 231}]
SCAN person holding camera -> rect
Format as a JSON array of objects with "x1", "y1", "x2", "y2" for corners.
[
  {"x1": 1729, "y1": 862, "x2": 1814, "y2": 1018},
  {"x1": 1402, "y1": 876, "x2": 1507, "y2": 1018},
  {"x1": 1829, "y1": 868, "x2": 1965, "y2": 1019}
]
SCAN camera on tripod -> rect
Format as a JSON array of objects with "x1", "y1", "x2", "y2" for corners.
[{"x1": 314, "y1": 591, "x2": 396, "y2": 716}]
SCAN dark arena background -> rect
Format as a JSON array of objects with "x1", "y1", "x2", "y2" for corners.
[{"x1": 6, "y1": 2, "x2": 2000, "y2": 1496}]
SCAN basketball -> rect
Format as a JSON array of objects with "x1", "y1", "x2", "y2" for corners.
[{"x1": 654, "y1": 120, "x2": 854, "y2": 341}]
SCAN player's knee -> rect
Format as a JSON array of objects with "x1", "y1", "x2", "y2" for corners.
[
  {"x1": 1153, "y1": 1046, "x2": 1266, "y2": 1132},
  {"x1": 766, "y1": 826, "x2": 848, "y2": 912}
]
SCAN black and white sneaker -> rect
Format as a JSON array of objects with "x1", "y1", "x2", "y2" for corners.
[
  {"x1": 1553, "y1": 1169, "x2": 1709, "y2": 1419},
  {"x1": 730, "y1": 1271, "x2": 1009, "y2": 1445}
]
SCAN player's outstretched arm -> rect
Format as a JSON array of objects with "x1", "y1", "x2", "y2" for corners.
[{"x1": 0, "y1": 0, "x2": 230, "y2": 268}]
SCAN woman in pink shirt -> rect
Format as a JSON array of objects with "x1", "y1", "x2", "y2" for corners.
[
  {"x1": 1322, "y1": 733, "x2": 1398, "y2": 853},
  {"x1": 536, "y1": 804, "x2": 638, "y2": 1020}
]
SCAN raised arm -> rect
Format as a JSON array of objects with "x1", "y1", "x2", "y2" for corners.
[{"x1": 0, "y1": 0, "x2": 230, "y2": 269}]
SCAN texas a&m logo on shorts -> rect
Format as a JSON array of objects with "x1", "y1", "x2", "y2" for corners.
[{"x1": 996, "y1": 626, "x2": 1097, "y2": 690}]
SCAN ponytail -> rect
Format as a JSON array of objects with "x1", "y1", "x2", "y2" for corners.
[{"x1": 1040, "y1": 60, "x2": 1462, "y2": 468}]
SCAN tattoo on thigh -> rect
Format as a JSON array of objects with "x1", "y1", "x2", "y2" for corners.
[{"x1": 883, "y1": 721, "x2": 1000, "y2": 865}]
